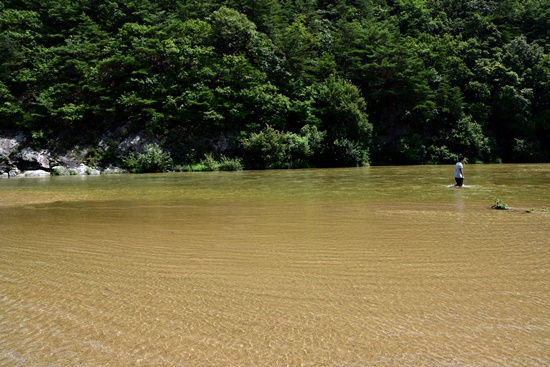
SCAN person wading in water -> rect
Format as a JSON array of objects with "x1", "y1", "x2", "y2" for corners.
[{"x1": 454, "y1": 155, "x2": 465, "y2": 187}]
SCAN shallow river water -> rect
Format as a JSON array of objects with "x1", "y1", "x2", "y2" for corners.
[{"x1": 1, "y1": 164, "x2": 549, "y2": 367}]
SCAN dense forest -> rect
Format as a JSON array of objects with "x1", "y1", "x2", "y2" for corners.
[{"x1": 1, "y1": 0, "x2": 549, "y2": 171}]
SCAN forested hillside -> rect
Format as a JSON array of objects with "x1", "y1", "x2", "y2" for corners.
[{"x1": 1, "y1": 0, "x2": 549, "y2": 170}]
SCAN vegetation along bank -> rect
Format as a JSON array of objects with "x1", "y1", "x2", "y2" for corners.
[{"x1": 1, "y1": 0, "x2": 549, "y2": 176}]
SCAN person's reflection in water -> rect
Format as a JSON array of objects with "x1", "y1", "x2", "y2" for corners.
[{"x1": 454, "y1": 187, "x2": 465, "y2": 211}]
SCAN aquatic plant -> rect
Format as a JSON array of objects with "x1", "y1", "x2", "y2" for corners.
[
  {"x1": 492, "y1": 198, "x2": 510, "y2": 210},
  {"x1": 526, "y1": 207, "x2": 550, "y2": 213}
]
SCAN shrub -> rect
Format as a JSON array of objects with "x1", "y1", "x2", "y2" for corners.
[
  {"x1": 239, "y1": 126, "x2": 286, "y2": 169},
  {"x1": 450, "y1": 115, "x2": 491, "y2": 161},
  {"x1": 183, "y1": 164, "x2": 209, "y2": 172},
  {"x1": 321, "y1": 138, "x2": 368, "y2": 167},
  {"x1": 123, "y1": 144, "x2": 173, "y2": 173},
  {"x1": 239, "y1": 125, "x2": 325, "y2": 169},
  {"x1": 426, "y1": 145, "x2": 455, "y2": 164},
  {"x1": 218, "y1": 155, "x2": 243, "y2": 171},
  {"x1": 200, "y1": 153, "x2": 219, "y2": 171},
  {"x1": 196, "y1": 154, "x2": 243, "y2": 171},
  {"x1": 52, "y1": 167, "x2": 64, "y2": 176}
]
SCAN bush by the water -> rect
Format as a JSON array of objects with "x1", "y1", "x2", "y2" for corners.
[
  {"x1": 123, "y1": 144, "x2": 173, "y2": 173},
  {"x1": 200, "y1": 154, "x2": 243, "y2": 171},
  {"x1": 177, "y1": 154, "x2": 243, "y2": 172}
]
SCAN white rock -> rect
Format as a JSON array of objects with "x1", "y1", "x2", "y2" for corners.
[
  {"x1": 0, "y1": 134, "x2": 24, "y2": 159},
  {"x1": 23, "y1": 170, "x2": 50, "y2": 177}
]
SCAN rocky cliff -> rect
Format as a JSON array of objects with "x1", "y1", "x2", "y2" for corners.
[{"x1": 0, "y1": 131, "x2": 130, "y2": 178}]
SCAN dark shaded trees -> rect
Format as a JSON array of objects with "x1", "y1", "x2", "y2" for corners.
[{"x1": 0, "y1": 0, "x2": 548, "y2": 168}]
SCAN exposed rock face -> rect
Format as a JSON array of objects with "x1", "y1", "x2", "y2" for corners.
[
  {"x1": 0, "y1": 133, "x2": 25, "y2": 177},
  {"x1": 13, "y1": 147, "x2": 51, "y2": 170},
  {"x1": 73, "y1": 163, "x2": 101, "y2": 175},
  {"x1": 0, "y1": 131, "x2": 128, "y2": 178},
  {"x1": 53, "y1": 155, "x2": 80, "y2": 169},
  {"x1": 0, "y1": 133, "x2": 25, "y2": 161},
  {"x1": 22, "y1": 170, "x2": 50, "y2": 177}
]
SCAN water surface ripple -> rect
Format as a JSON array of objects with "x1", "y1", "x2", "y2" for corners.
[{"x1": 1, "y1": 165, "x2": 549, "y2": 366}]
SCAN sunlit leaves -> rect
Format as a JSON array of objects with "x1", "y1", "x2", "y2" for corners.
[
  {"x1": 0, "y1": 0, "x2": 548, "y2": 164},
  {"x1": 450, "y1": 115, "x2": 491, "y2": 160},
  {"x1": 239, "y1": 124, "x2": 325, "y2": 169},
  {"x1": 311, "y1": 75, "x2": 371, "y2": 166},
  {"x1": 208, "y1": 7, "x2": 257, "y2": 55}
]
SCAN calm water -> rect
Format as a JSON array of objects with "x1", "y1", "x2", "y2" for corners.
[{"x1": 1, "y1": 164, "x2": 549, "y2": 367}]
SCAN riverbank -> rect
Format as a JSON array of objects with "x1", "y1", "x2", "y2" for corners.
[{"x1": 0, "y1": 130, "x2": 132, "y2": 178}]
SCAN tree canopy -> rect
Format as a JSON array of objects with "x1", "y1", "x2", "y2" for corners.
[{"x1": 1, "y1": 0, "x2": 549, "y2": 168}]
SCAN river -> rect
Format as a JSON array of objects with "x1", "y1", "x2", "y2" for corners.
[{"x1": 1, "y1": 164, "x2": 549, "y2": 366}]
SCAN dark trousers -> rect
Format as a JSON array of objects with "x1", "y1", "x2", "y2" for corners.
[{"x1": 455, "y1": 177, "x2": 464, "y2": 187}]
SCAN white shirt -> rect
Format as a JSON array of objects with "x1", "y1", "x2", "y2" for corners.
[{"x1": 454, "y1": 162, "x2": 463, "y2": 178}]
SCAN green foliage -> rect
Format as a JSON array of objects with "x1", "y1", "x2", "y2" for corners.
[
  {"x1": 311, "y1": 75, "x2": 371, "y2": 166},
  {"x1": 52, "y1": 167, "x2": 64, "y2": 176},
  {"x1": 426, "y1": 145, "x2": 455, "y2": 164},
  {"x1": 277, "y1": 14, "x2": 319, "y2": 81},
  {"x1": 122, "y1": 143, "x2": 173, "y2": 173},
  {"x1": 200, "y1": 153, "x2": 219, "y2": 171},
  {"x1": 239, "y1": 125, "x2": 293, "y2": 169},
  {"x1": 181, "y1": 163, "x2": 209, "y2": 172},
  {"x1": 492, "y1": 198, "x2": 510, "y2": 210},
  {"x1": 179, "y1": 154, "x2": 243, "y2": 172},
  {"x1": 450, "y1": 115, "x2": 491, "y2": 161},
  {"x1": 239, "y1": 125, "x2": 325, "y2": 169},
  {"x1": 0, "y1": 0, "x2": 548, "y2": 168},
  {"x1": 198, "y1": 153, "x2": 243, "y2": 171},
  {"x1": 208, "y1": 7, "x2": 257, "y2": 56},
  {"x1": 218, "y1": 155, "x2": 244, "y2": 171}
]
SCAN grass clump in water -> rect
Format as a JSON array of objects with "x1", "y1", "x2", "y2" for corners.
[
  {"x1": 492, "y1": 197, "x2": 510, "y2": 210},
  {"x1": 180, "y1": 154, "x2": 243, "y2": 172}
]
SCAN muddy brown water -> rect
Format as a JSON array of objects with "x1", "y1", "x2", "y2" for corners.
[{"x1": 1, "y1": 164, "x2": 549, "y2": 366}]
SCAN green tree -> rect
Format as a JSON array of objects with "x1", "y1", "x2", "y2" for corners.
[
  {"x1": 0, "y1": 8, "x2": 43, "y2": 128},
  {"x1": 239, "y1": 124, "x2": 325, "y2": 169},
  {"x1": 311, "y1": 75, "x2": 372, "y2": 166}
]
